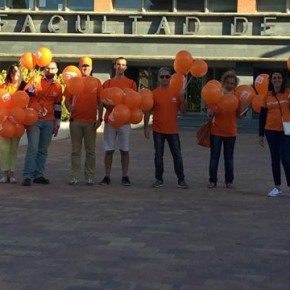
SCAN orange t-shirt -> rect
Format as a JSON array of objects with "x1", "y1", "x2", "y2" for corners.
[
  {"x1": 25, "y1": 76, "x2": 63, "y2": 121},
  {"x1": 211, "y1": 95, "x2": 242, "y2": 137},
  {"x1": 103, "y1": 77, "x2": 137, "y2": 123},
  {"x1": 64, "y1": 77, "x2": 103, "y2": 123},
  {"x1": 262, "y1": 91, "x2": 290, "y2": 131},
  {"x1": 152, "y1": 87, "x2": 181, "y2": 134}
]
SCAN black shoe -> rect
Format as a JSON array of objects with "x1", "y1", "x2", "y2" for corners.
[
  {"x1": 177, "y1": 180, "x2": 188, "y2": 189},
  {"x1": 22, "y1": 178, "x2": 31, "y2": 186},
  {"x1": 33, "y1": 176, "x2": 50, "y2": 184},
  {"x1": 121, "y1": 176, "x2": 131, "y2": 186},
  {"x1": 99, "y1": 176, "x2": 111, "y2": 185}
]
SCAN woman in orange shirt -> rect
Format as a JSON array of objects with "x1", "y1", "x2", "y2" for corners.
[
  {"x1": 259, "y1": 70, "x2": 290, "y2": 197},
  {"x1": 207, "y1": 70, "x2": 242, "y2": 189},
  {"x1": 0, "y1": 64, "x2": 26, "y2": 183}
]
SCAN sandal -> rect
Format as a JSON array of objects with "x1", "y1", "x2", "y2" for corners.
[{"x1": 207, "y1": 182, "x2": 216, "y2": 189}]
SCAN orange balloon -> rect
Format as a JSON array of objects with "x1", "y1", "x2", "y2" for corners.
[
  {"x1": 66, "y1": 77, "x2": 84, "y2": 95},
  {"x1": 23, "y1": 108, "x2": 38, "y2": 126},
  {"x1": 0, "y1": 89, "x2": 12, "y2": 108},
  {"x1": 62, "y1": 66, "x2": 82, "y2": 85},
  {"x1": 235, "y1": 85, "x2": 256, "y2": 104},
  {"x1": 218, "y1": 94, "x2": 239, "y2": 113},
  {"x1": 201, "y1": 83, "x2": 222, "y2": 105},
  {"x1": 0, "y1": 106, "x2": 8, "y2": 123},
  {"x1": 10, "y1": 91, "x2": 30, "y2": 108},
  {"x1": 124, "y1": 91, "x2": 142, "y2": 110},
  {"x1": 130, "y1": 109, "x2": 143, "y2": 124},
  {"x1": 111, "y1": 104, "x2": 131, "y2": 126},
  {"x1": 35, "y1": 47, "x2": 52, "y2": 67},
  {"x1": 102, "y1": 87, "x2": 125, "y2": 106},
  {"x1": 190, "y1": 60, "x2": 208, "y2": 78},
  {"x1": 206, "y1": 80, "x2": 222, "y2": 91},
  {"x1": 0, "y1": 120, "x2": 16, "y2": 138},
  {"x1": 14, "y1": 123, "x2": 25, "y2": 138},
  {"x1": 139, "y1": 88, "x2": 154, "y2": 111},
  {"x1": 9, "y1": 107, "x2": 26, "y2": 124},
  {"x1": 169, "y1": 73, "x2": 185, "y2": 93},
  {"x1": 20, "y1": 52, "x2": 36, "y2": 70},
  {"x1": 82, "y1": 76, "x2": 99, "y2": 94},
  {"x1": 254, "y1": 74, "x2": 269, "y2": 95},
  {"x1": 108, "y1": 114, "x2": 125, "y2": 128},
  {"x1": 252, "y1": 94, "x2": 265, "y2": 113},
  {"x1": 174, "y1": 50, "x2": 193, "y2": 75},
  {"x1": 123, "y1": 88, "x2": 135, "y2": 95}
]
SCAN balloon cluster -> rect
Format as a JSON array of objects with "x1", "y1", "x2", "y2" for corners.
[
  {"x1": 201, "y1": 73, "x2": 269, "y2": 114},
  {"x1": 0, "y1": 90, "x2": 38, "y2": 138},
  {"x1": 170, "y1": 50, "x2": 208, "y2": 93},
  {"x1": 62, "y1": 65, "x2": 100, "y2": 95},
  {"x1": 20, "y1": 47, "x2": 53, "y2": 70},
  {"x1": 101, "y1": 87, "x2": 154, "y2": 128}
]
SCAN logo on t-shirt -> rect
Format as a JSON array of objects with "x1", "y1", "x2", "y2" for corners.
[{"x1": 172, "y1": 97, "x2": 177, "y2": 103}]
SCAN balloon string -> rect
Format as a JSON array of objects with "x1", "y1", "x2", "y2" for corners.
[{"x1": 184, "y1": 75, "x2": 193, "y2": 90}]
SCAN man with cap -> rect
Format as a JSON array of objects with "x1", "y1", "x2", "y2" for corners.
[
  {"x1": 64, "y1": 57, "x2": 103, "y2": 185},
  {"x1": 143, "y1": 67, "x2": 188, "y2": 189}
]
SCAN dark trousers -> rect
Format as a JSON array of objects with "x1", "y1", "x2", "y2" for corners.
[
  {"x1": 209, "y1": 135, "x2": 236, "y2": 184},
  {"x1": 265, "y1": 130, "x2": 290, "y2": 186},
  {"x1": 153, "y1": 131, "x2": 185, "y2": 182}
]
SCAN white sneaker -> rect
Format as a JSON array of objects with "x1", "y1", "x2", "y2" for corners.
[
  {"x1": 0, "y1": 176, "x2": 8, "y2": 183},
  {"x1": 267, "y1": 187, "x2": 282, "y2": 197}
]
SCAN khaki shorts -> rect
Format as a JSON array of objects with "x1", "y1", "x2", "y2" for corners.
[{"x1": 103, "y1": 123, "x2": 131, "y2": 151}]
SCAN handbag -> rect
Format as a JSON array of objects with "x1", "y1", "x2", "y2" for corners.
[
  {"x1": 274, "y1": 96, "x2": 290, "y2": 136},
  {"x1": 196, "y1": 117, "x2": 213, "y2": 147}
]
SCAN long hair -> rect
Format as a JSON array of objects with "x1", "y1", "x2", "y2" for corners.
[
  {"x1": 5, "y1": 64, "x2": 19, "y2": 84},
  {"x1": 268, "y1": 70, "x2": 286, "y2": 96}
]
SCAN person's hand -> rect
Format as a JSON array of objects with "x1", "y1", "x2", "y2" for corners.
[
  {"x1": 94, "y1": 119, "x2": 102, "y2": 130},
  {"x1": 144, "y1": 127, "x2": 150, "y2": 139},
  {"x1": 259, "y1": 136, "x2": 264, "y2": 147},
  {"x1": 53, "y1": 123, "x2": 60, "y2": 137}
]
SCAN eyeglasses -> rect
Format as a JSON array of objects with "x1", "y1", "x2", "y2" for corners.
[{"x1": 159, "y1": 75, "x2": 170, "y2": 79}]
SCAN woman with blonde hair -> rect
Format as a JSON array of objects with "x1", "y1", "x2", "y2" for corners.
[{"x1": 207, "y1": 70, "x2": 242, "y2": 189}]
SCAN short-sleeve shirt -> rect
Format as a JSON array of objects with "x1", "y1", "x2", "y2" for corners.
[
  {"x1": 262, "y1": 91, "x2": 290, "y2": 131},
  {"x1": 152, "y1": 87, "x2": 181, "y2": 134},
  {"x1": 64, "y1": 77, "x2": 103, "y2": 123},
  {"x1": 26, "y1": 75, "x2": 63, "y2": 121},
  {"x1": 211, "y1": 94, "x2": 242, "y2": 137}
]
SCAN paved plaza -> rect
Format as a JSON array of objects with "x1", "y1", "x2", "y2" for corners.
[{"x1": 0, "y1": 124, "x2": 290, "y2": 290}]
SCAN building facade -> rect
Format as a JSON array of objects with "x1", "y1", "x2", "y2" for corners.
[{"x1": 0, "y1": 0, "x2": 289, "y2": 114}]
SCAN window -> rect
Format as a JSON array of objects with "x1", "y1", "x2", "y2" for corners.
[
  {"x1": 38, "y1": 0, "x2": 64, "y2": 11},
  {"x1": 0, "y1": 0, "x2": 4, "y2": 9},
  {"x1": 256, "y1": 0, "x2": 285, "y2": 12},
  {"x1": 176, "y1": 0, "x2": 204, "y2": 12},
  {"x1": 207, "y1": 0, "x2": 237, "y2": 12},
  {"x1": 7, "y1": 0, "x2": 34, "y2": 9},
  {"x1": 146, "y1": 0, "x2": 173, "y2": 11},
  {"x1": 69, "y1": 0, "x2": 94, "y2": 11},
  {"x1": 115, "y1": 0, "x2": 142, "y2": 10}
]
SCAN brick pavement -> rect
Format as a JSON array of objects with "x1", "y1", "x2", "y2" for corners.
[{"x1": 0, "y1": 127, "x2": 290, "y2": 290}]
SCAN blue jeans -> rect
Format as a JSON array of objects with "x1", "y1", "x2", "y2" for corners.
[
  {"x1": 23, "y1": 120, "x2": 54, "y2": 179},
  {"x1": 265, "y1": 130, "x2": 290, "y2": 186},
  {"x1": 153, "y1": 131, "x2": 185, "y2": 182},
  {"x1": 209, "y1": 135, "x2": 236, "y2": 184}
]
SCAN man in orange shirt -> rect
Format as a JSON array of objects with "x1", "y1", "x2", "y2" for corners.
[
  {"x1": 144, "y1": 67, "x2": 188, "y2": 188},
  {"x1": 64, "y1": 57, "x2": 103, "y2": 185},
  {"x1": 99, "y1": 57, "x2": 137, "y2": 186},
  {"x1": 22, "y1": 60, "x2": 63, "y2": 186}
]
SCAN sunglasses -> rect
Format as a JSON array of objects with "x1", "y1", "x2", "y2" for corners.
[{"x1": 159, "y1": 75, "x2": 170, "y2": 79}]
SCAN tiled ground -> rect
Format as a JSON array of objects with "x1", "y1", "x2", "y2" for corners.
[{"x1": 0, "y1": 127, "x2": 289, "y2": 290}]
